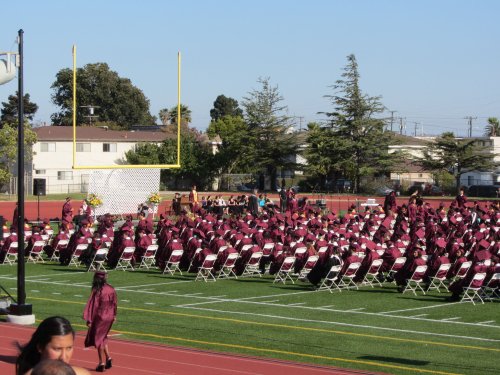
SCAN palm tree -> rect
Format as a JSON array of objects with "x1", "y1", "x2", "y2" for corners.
[
  {"x1": 484, "y1": 117, "x2": 500, "y2": 137},
  {"x1": 167, "y1": 104, "x2": 192, "y2": 126}
]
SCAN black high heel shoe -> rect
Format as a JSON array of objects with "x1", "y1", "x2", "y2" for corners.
[
  {"x1": 105, "y1": 358, "x2": 113, "y2": 369},
  {"x1": 96, "y1": 363, "x2": 105, "y2": 372}
]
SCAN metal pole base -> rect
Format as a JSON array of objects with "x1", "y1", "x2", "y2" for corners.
[{"x1": 7, "y1": 303, "x2": 35, "y2": 325}]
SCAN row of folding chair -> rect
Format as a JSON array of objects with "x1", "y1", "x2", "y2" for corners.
[{"x1": 461, "y1": 272, "x2": 500, "y2": 305}]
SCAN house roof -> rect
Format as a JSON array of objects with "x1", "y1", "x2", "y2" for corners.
[
  {"x1": 34, "y1": 126, "x2": 177, "y2": 142},
  {"x1": 391, "y1": 133, "x2": 430, "y2": 146}
]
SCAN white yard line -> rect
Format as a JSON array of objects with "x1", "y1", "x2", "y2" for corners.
[
  {"x1": 144, "y1": 302, "x2": 156, "y2": 305},
  {"x1": 346, "y1": 307, "x2": 365, "y2": 311},
  {"x1": 476, "y1": 321, "x2": 495, "y2": 324},
  {"x1": 7, "y1": 277, "x2": 500, "y2": 330},
  {"x1": 379, "y1": 302, "x2": 462, "y2": 314},
  {"x1": 116, "y1": 281, "x2": 192, "y2": 290},
  {"x1": 409, "y1": 314, "x2": 428, "y2": 318},
  {"x1": 179, "y1": 306, "x2": 500, "y2": 343},
  {"x1": 319, "y1": 305, "x2": 335, "y2": 309},
  {"x1": 287, "y1": 302, "x2": 306, "y2": 306},
  {"x1": 441, "y1": 317, "x2": 461, "y2": 321}
]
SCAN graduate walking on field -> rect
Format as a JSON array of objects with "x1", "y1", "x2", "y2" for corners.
[{"x1": 83, "y1": 271, "x2": 117, "y2": 372}]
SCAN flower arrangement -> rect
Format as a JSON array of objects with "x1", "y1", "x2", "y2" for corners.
[
  {"x1": 87, "y1": 193, "x2": 103, "y2": 208},
  {"x1": 147, "y1": 192, "x2": 162, "y2": 205}
]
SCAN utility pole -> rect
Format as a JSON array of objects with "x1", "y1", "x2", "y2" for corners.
[
  {"x1": 399, "y1": 117, "x2": 406, "y2": 135},
  {"x1": 389, "y1": 110, "x2": 397, "y2": 132},
  {"x1": 464, "y1": 116, "x2": 477, "y2": 137},
  {"x1": 295, "y1": 116, "x2": 304, "y2": 131},
  {"x1": 412, "y1": 122, "x2": 419, "y2": 137}
]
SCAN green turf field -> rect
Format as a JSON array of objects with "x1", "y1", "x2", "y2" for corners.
[{"x1": 1, "y1": 262, "x2": 498, "y2": 375}]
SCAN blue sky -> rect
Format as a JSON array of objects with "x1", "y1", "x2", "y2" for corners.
[{"x1": 1, "y1": 0, "x2": 499, "y2": 136}]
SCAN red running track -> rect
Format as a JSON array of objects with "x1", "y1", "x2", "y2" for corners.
[
  {"x1": 0, "y1": 322, "x2": 382, "y2": 375},
  {"x1": 0, "y1": 196, "x2": 454, "y2": 223}
]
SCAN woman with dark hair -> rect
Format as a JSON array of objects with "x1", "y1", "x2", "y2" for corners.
[
  {"x1": 83, "y1": 271, "x2": 117, "y2": 372},
  {"x1": 16, "y1": 316, "x2": 90, "y2": 375}
]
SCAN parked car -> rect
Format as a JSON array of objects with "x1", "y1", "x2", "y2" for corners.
[
  {"x1": 467, "y1": 185, "x2": 500, "y2": 198},
  {"x1": 376, "y1": 186, "x2": 394, "y2": 196},
  {"x1": 236, "y1": 184, "x2": 252, "y2": 192}
]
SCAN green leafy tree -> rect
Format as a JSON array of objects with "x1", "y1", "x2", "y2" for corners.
[
  {"x1": 1, "y1": 92, "x2": 38, "y2": 126},
  {"x1": 304, "y1": 122, "x2": 343, "y2": 188},
  {"x1": 484, "y1": 117, "x2": 500, "y2": 137},
  {"x1": 51, "y1": 63, "x2": 155, "y2": 129},
  {"x1": 125, "y1": 128, "x2": 216, "y2": 190},
  {"x1": 320, "y1": 54, "x2": 395, "y2": 193},
  {"x1": 210, "y1": 95, "x2": 243, "y2": 122},
  {"x1": 241, "y1": 77, "x2": 300, "y2": 190},
  {"x1": 207, "y1": 115, "x2": 250, "y2": 176},
  {"x1": 0, "y1": 122, "x2": 37, "y2": 186},
  {"x1": 416, "y1": 132, "x2": 498, "y2": 192}
]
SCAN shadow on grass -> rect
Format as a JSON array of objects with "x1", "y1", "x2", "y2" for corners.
[
  {"x1": 355, "y1": 288, "x2": 396, "y2": 294},
  {"x1": 397, "y1": 295, "x2": 449, "y2": 302},
  {"x1": 358, "y1": 355, "x2": 429, "y2": 366}
]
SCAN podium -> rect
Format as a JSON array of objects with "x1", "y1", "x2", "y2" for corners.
[{"x1": 180, "y1": 195, "x2": 191, "y2": 212}]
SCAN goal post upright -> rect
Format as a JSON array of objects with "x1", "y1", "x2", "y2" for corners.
[{"x1": 71, "y1": 45, "x2": 182, "y2": 170}]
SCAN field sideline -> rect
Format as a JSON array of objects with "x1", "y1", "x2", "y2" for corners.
[{"x1": 1, "y1": 263, "x2": 499, "y2": 375}]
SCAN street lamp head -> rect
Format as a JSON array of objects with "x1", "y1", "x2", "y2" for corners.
[{"x1": 0, "y1": 56, "x2": 16, "y2": 85}]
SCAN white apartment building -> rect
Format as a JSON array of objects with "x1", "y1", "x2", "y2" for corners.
[{"x1": 32, "y1": 126, "x2": 175, "y2": 194}]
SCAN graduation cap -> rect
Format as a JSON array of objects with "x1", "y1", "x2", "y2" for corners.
[
  {"x1": 474, "y1": 249, "x2": 491, "y2": 262},
  {"x1": 365, "y1": 240, "x2": 376, "y2": 251},
  {"x1": 415, "y1": 228, "x2": 425, "y2": 239},
  {"x1": 479, "y1": 239, "x2": 490, "y2": 249},
  {"x1": 295, "y1": 228, "x2": 307, "y2": 237},
  {"x1": 435, "y1": 238, "x2": 447, "y2": 248}
]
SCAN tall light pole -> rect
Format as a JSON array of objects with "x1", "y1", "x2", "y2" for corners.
[{"x1": 2, "y1": 29, "x2": 35, "y2": 325}]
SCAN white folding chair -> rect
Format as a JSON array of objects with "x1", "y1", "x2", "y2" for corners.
[
  {"x1": 28, "y1": 240, "x2": 46, "y2": 263},
  {"x1": 450, "y1": 261, "x2": 472, "y2": 285},
  {"x1": 482, "y1": 273, "x2": 500, "y2": 301},
  {"x1": 262, "y1": 242, "x2": 275, "y2": 256},
  {"x1": 217, "y1": 252, "x2": 239, "y2": 279},
  {"x1": 294, "y1": 246, "x2": 307, "y2": 256},
  {"x1": 87, "y1": 248, "x2": 109, "y2": 272},
  {"x1": 296, "y1": 255, "x2": 319, "y2": 282},
  {"x1": 69, "y1": 243, "x2": 89, "y2": 267},
  {"x1": 45, "y1": 229, "x2": 54, "y2": 240},
  {"x1": 115, "y1": 247, "x2": 136, "y2": 271},
  {"x1": 427, "y1": 263, "x2": 452, "y2": 293},
  {"x1": 402, "y1": 265, "x2": 428, "y2": 295},
  {"x1": 242, "y1": 251, "x2": 263, "y2": 277},
  {"x1": 195, "y1": 254, "x2": 217, "y2": 282},
  {"x1": 3, "y1": 242, "x2": 18, "y2": 265},
  {"x1": 50, "y1": 239, "x2": 68, "y2": 262},
  {"x1": 337, "y1": 262, "x2": 361, "y2": 290},
  {"x1": 139, "y1": 244, "x2": 158, "y2": 269},
  {"x1": 387, "y1": 256, "x2": 406, "y2": 283},
  {"x1": 317, "y1": 265, "x2": 342, "y2": 292},
  {"x1": 273, "y1": 256, "x2": 296, "y2": 284},
  {"x1": 361, "y1": 258, "x2": 383, "y2": 288},
  {"x1": 461, "y1": 273, "x2": 487, "y2": 305},
  {"x1": 217, "y1": 245, "x2": 228, "y2": 254},
  {"x1": 240, "y1": 244, "x2": 253, "y2": 255},
  {"x1": 163, "y1": 249, "x2": 184, "y2": 275}
]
